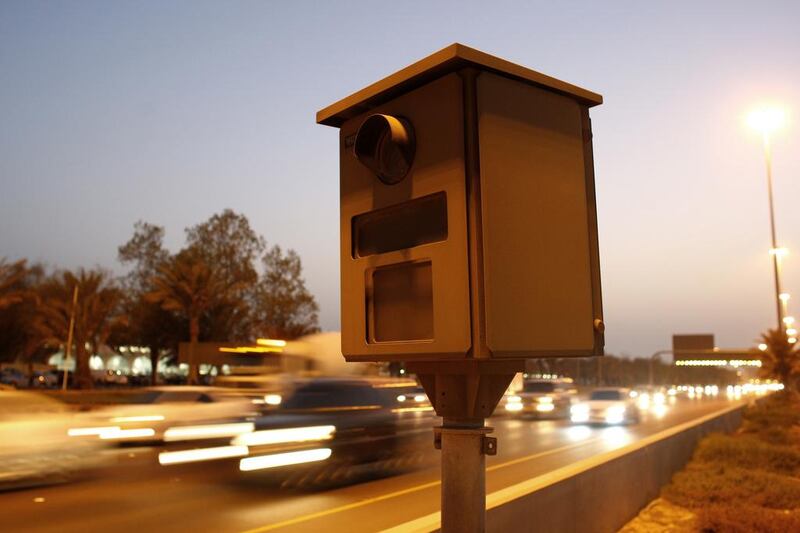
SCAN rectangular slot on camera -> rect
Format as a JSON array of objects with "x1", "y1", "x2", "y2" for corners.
[
  {"x1": 370, "y1": 261, "x2": 434, "y2": 342},
  {"x1": 353, "y1": 192, "x2": 447, "y2": 258}
]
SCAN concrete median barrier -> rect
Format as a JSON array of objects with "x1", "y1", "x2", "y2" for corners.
[{"x1": 384, "y1": 401, "x2": 746, "y2": 533}]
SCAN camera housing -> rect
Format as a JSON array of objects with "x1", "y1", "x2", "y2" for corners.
[{"x1": 318, "y1": 44, "x2": 604, "y2": 363}]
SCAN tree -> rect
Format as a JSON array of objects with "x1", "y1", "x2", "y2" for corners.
[
  {"x1": 185, "y1": 209, "x2": 265, "y2": 341},
  {"x1": 0, "y1": 260, "x2": 45, "y2": 373},
  {"x1": 0, "y1": 258, "x2": 28, "y2": 311},
  {"x1": 254, "y1": 245, "x2": 320, "y2": 340},
  {"x1": 120, "y1": 210, "x2": 321, "y2": 381},
  {"x1": 759, "y1": 328, "x2": 800, "y2": 393},
  {"x1": 36, "y1": 269, "x2": 125, "y2": 389},
  {"x1": 146, "y1": 251, "x2": 240, "y2": 383},
  {"x1": 118, "y1": 221, "x2": 177, "y2": 384},
  {"x1": 118, "y1": 221, "x2": 169, "y2": 293}
]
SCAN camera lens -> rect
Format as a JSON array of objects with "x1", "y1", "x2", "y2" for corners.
[{"x1": 353, "y1": 114, "x2": 415, "y2": 185}]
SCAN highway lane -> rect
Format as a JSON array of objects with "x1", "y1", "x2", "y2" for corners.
[{"x1": 0, "y1": 396, "x2": 745, "y2": 533}]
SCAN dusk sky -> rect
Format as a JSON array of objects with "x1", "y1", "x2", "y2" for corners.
[{"x1": 2, "y1": 1, "x2": 799, "y2": 357}]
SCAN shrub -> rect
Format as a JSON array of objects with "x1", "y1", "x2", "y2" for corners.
[
  {"x1": 663, "y1": 463, "x2": 800, "y2": 510},
  {"x1": 694, "y1": 433, "x2": 800, "y2": 476},
  {"x1": 657, "y1": 394, "x2": 800, "y2": 531},
  {"x1": 741, "y1": 393, "x2": 800, "y2": 440},
  {"x1": 696, "y1": 504, "x2": 800, "y2": 533}
]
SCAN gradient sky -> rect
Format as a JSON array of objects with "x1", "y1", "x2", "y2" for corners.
[{"x1": 2, "y1": 1, "x2": 799, "y2": 357}]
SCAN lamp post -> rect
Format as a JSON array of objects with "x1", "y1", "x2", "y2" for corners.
[
  {"x1": 649, "y1": 350, "x2": 672, "y2": 388},
  {"x1": 780, "y1": 292, "x2": 791, "y2": 318},
  {"x1": 748, "y1": 107, "x2": 787, "y2": 331}
]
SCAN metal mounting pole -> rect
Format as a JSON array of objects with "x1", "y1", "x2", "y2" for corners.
[
  {"x1": 435, "y1": 418, "x2": 496, "y2": 533},
  {"x1": 409, "y1": 361, "x2": 518, "y2": 533}
]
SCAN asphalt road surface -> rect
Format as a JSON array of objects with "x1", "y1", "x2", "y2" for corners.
[{"x1": 0, "y1": 396, "x2": 744, "y2": 533}]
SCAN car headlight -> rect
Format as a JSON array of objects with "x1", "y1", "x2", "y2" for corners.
[
  {"x1": 605, "y1": 405, "x2": 626, "y2": 424},
  {"x1": 570, "y1": 404, "x2": 589, "y2": 422},
  {"x1": 264, "y1": 394, "x2": 282, "y2": 406},
  {"x1": 570, "y1": 404, "x2": 589, "y2": 415},
  {"x1": 537, "y1": 396, "x2": 554, "y2": 404},
  {"x1": 506, "y1": 395, "x2": 522, "y2": 403}
]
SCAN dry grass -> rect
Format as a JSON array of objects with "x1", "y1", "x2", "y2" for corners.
[
  {"x1": 739, "y1": 391, "x2": 800, "y2": 445},
  {"x1": 663, "y1": 463, "x2": 800, "y2": 510},
  {"x1": 693, "y1": 433, "x2": 800, "y2": 476},
  {"x1": 696, "y1": 505, "x2": 800, "y2": 533},
  {"x1": 659, "y1": 392, "x2": 800, "y2": 531}
]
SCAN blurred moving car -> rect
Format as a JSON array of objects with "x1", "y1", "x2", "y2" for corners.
[
  {"x1": 157, "y1": 377, "x2": 437, "y2": 487},
  {"x1": 630, "y1": 387, "x2": 669, "y2": 410},
  {"x1": 0, "y1": 368, "x2": 28, "y2": 388},
  {"x1": 33, "y1": 370, "x2": 59, "y2": 388},
  {"x1": 92, "y1": 369, "x2": 129, "y2": 386},
  {"x1": 0, "y1": 390, "x2": 105, "y2": 489},
  {"x1": 69, "y1": 386, "x2": 257, "y2": 443},
  {"x1": 0, "y1": 368, "x2": 63, "y2": 389},
  {"x1": 502, "y1": 378, "x2": 577, "y2": 418},
  {"x1": 214, "y1": 372, "x2": 297, "y2": 413},
  {"x1": 570, "y1": 388, "x2": 640, "y2": 425}
]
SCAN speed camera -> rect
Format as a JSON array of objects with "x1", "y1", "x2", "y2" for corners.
[{"x1": 317, "y1": 43, "x2": 604, "y2": 363}]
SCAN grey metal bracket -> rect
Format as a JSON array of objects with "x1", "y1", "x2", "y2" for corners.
[
  {"x1": 433, "y1": 426, "x2": 497, "y2": 455},
  {"x1": 482, "y1": 435, "x2": 497, "y2": 456}
]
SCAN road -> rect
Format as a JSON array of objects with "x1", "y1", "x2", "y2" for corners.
[{"x1": 0, "y1": 396, "x2": 742, "y2": 533}]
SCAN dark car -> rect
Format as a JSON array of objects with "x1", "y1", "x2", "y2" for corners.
[
  {"x1": 0, "y1": 368, "x2": 28, "y2": 388},
  {"x1": 157, "y1": 377, "x2": 437, "y2": 486}
]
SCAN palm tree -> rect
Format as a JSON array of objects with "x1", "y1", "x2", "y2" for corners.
[
  {"x1": 0, "y1": 258, "x2": 28, "y2": 310},
  {"x1": 146, "y1": 252, "x2": 232, "y2": 384},
  {"x1": 36, "y1": 269, "x2": 124, "y2": 388},
  {"x1": 758, "y1": 328, "x2": 800, "y2": 393}
]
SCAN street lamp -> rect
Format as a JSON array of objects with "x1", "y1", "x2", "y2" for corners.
[{"x1": 748, "y1": 106, "x2": 787, "y2": 331}]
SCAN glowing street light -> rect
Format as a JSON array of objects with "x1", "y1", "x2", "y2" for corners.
[
  {"x1": 783, "y1": 316, "x2": 795, "y2": 326},
  {"x1": 758, "y1": 343, "x2": 768, "y2": 351},
  {"x1": 747, "y1": 107, "x2": 786, "y2": 135},
  {"x1": 748, "y1": 105, "x2": 788, "y2": 330},
  {"x1": 790, "y1": 337, "x2": 798, "y2": 344},
  {"x1": 787, "y1": 328, "x2": 797, "y2": 336}
]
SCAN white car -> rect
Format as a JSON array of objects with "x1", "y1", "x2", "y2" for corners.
[
  {"x1": 502, "y1": 379, "x2": 578, "y2": 418},
  {"x1": 0, "y1": 390, "x2": 106, "y2": 489},
  {"x1": 71, "y1": 386, "x2": 258, "y2": 443},
  {"x1": 570, "y1": 388, "x2": 641, "y2": 425}
]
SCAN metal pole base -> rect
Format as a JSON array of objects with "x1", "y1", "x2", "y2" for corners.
[{"x1": 435, "y1": 419, "x2": 497, "y2": 533}]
